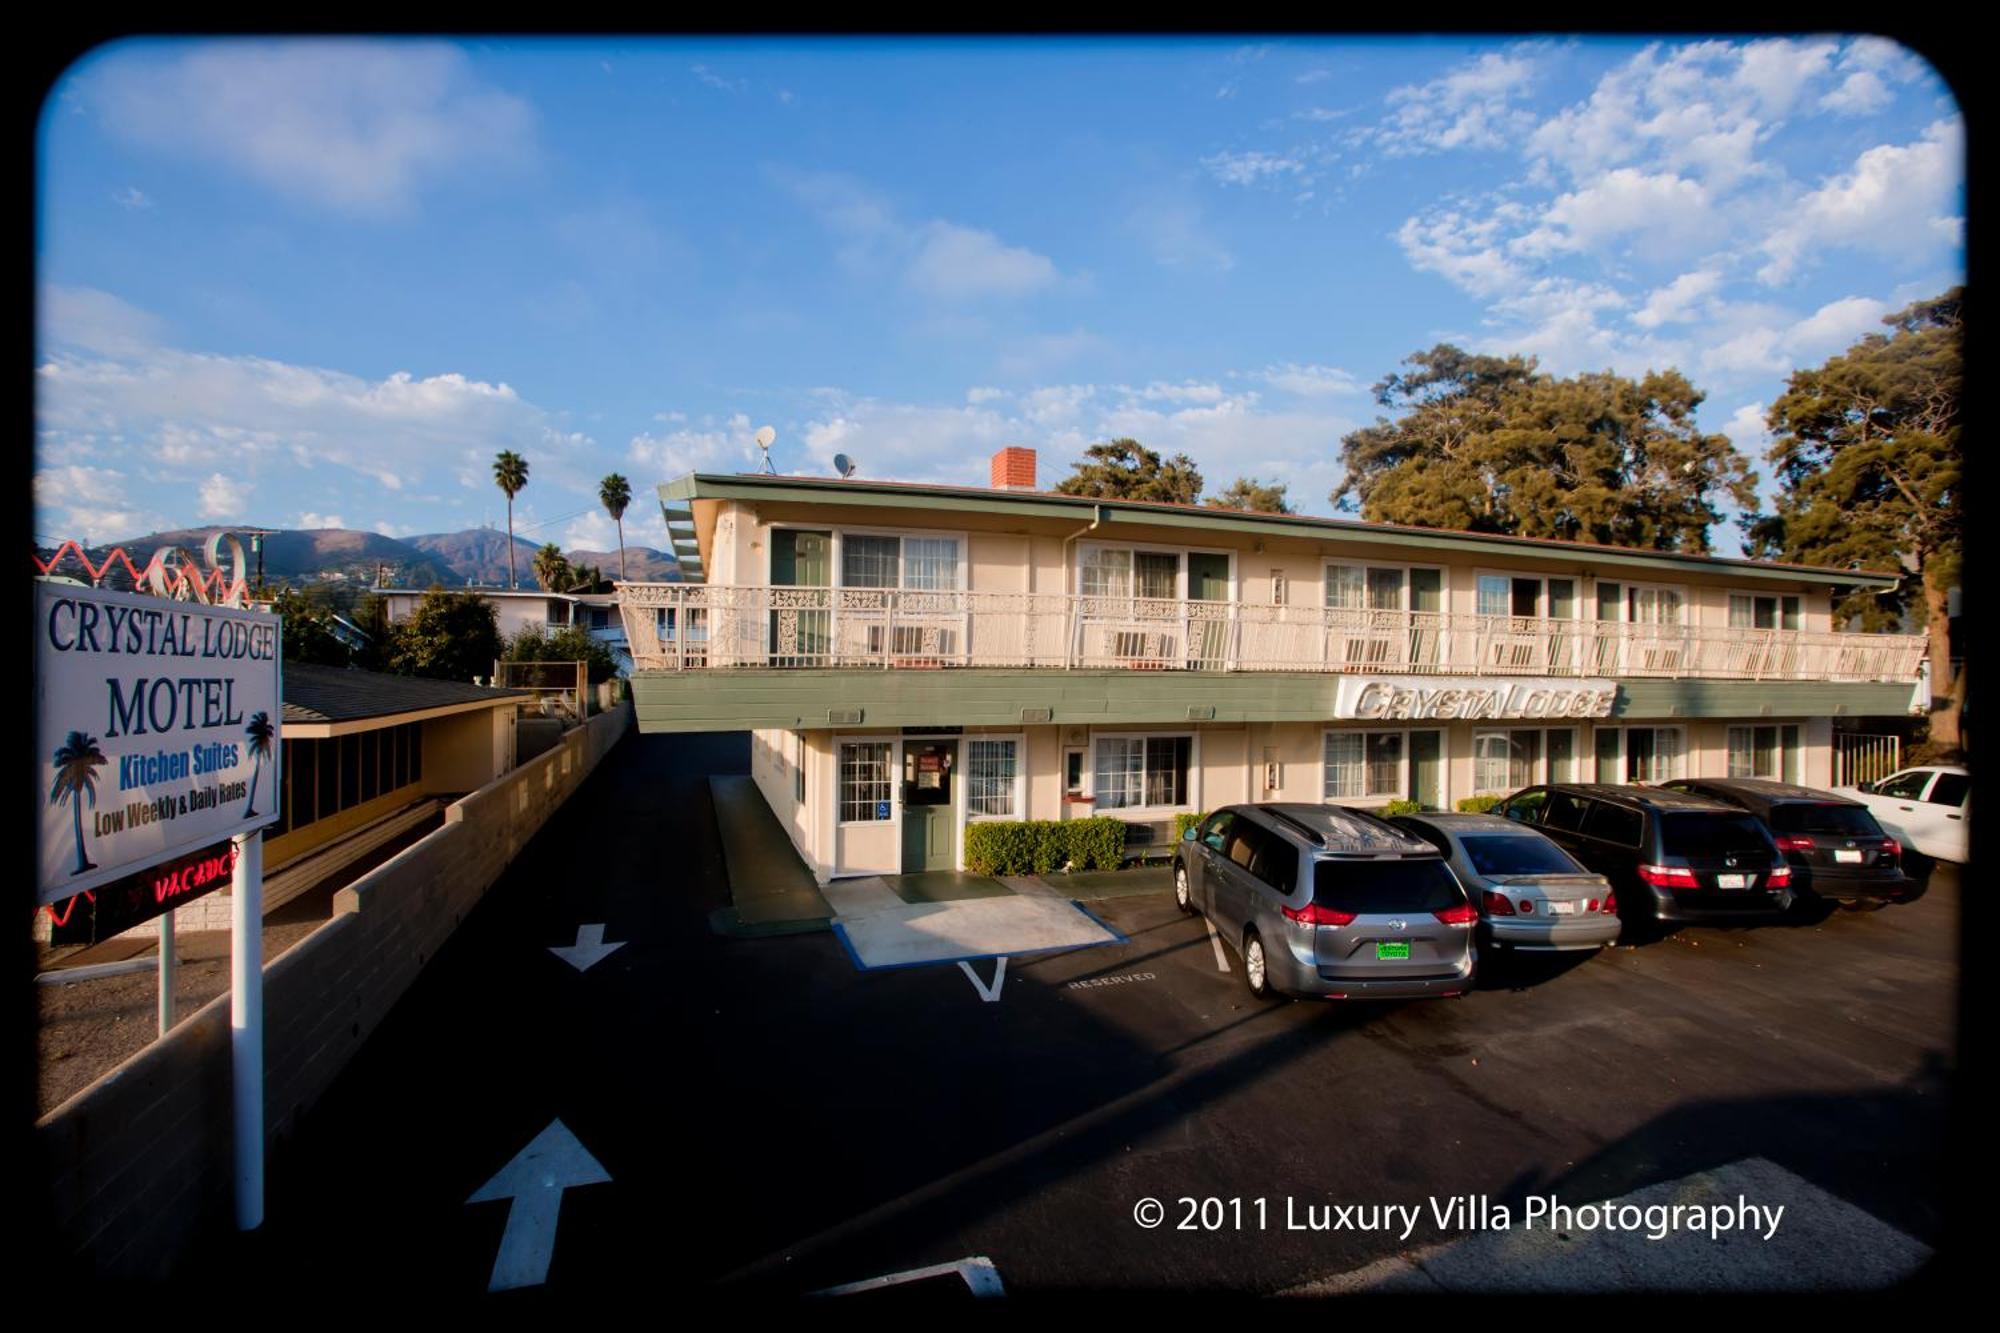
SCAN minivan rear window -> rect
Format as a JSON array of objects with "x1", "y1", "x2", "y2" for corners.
[
  {"x1": 1313, "y1": 858, "x2": 1464, "y2": 914},
  {"x1": 1659, "y1": 813, "x2": 1773, "y2": 857},
  {"x1": 1459, "y1": 835, "x2": 1584, "y2": 877},
  {"x1": 1769, "y1": 803, "x2": 1884, "y2": 837}
]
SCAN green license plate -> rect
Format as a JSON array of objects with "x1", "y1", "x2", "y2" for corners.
[{"x1": 1376, "y1": 941, "x2": 1411, "y2": 960}]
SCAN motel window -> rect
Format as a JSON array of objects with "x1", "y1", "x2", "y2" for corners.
[
  {"x1": 838, "y1": 533, "x2": 963, "y2": 592},
  {"x1": 1323, "y1": 731, "x2": 1401, "y2": 801},
  {"x1": 1326, "y1": 564, "x2": 1442, "y2": 613},
  {"x1": 966, "y1": 739, "x2": 1020, "y2": 818},
  {"x1": 793, "y1": 732, "x2": 806, "y2": 806},
  {"x1": 1729, "y1": 594, "x2": 1803, "y2": 631},
  {"x1": 1596, "y1": 582, "x2": 1686, "y2": 625},
  {"x1": 1472, "y1": 728, "x2": 1577, "y2": 793},
  {"x1": 1271, "y1": 569, "x2": 1287, "y2": 606},
  {"x1": 1093, "y1": 735, "x2": 1191, "y2": 810},
  {"x1": 1079, "y1": 546, "x2": 1181, "y2": 600},
  {"x1": 1728, "y1": 725, "x2": 1802, "y2": 782},
  {"x1": 1595, "y1": 727, "x2": 1685, "y2": 784},
  {"x1": 838, "y1": 742, "x2": 894, "y2": 823},
  {"x1": 1476, "y1": 574, "x2": 1578, "y2": 620}
]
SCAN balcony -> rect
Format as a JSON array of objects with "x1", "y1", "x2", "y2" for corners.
[{"x1": 615, "y1": 584, "x2": 1925, "y2": 684}]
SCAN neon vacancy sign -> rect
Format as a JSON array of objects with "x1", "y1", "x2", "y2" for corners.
[{"x1": 1337, "y1": 676, "x2": 1618, "y2": 722}]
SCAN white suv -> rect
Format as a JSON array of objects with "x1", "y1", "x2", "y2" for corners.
[{"x1": 1833, "y1": 766, "x2": 1969, "y2": 864}]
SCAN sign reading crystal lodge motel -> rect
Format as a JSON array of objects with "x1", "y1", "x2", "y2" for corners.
[
  {"x1": 616, "y1": 446, "x2": 1927, "y2": 883},
  {"x1": 37, "y1": 581, "x2": 282, "y2": 907}
]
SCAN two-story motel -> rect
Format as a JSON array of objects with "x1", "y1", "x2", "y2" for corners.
[{"x1": 618, "y1": 447, "x2": 1926, "y2": 884}]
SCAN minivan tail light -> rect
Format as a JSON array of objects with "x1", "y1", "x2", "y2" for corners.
[
  {"x1": 1638, "y1": 864, "x2": 1698, "y2": 889},
  {"x1": 1773, "y1": 834, "x2": 1816, "y2": 853},
  {"x1": 1481, "y1": 890, "x2": 1515, "y2": 916},
  {"x1": 1882, "y1": 837, "x2": 1901, "y2": 861},
  {"x1": 1283, "y1": 902, "x2": 1356, "y2": 927},
  {"x1": 1433, "y1": 901, "x2": 1477, "y2": 927}
]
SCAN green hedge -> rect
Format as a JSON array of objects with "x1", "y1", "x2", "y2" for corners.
[
  {"x1": 1456, "y1": 794, "x2": 1504, "y2": 814},
  {"x1": 1376, "y1": 798, "x2": 1424, "y2": 817},
  {"x1": 964, "y1": 817, "x2": 1129, "y2": 875}
]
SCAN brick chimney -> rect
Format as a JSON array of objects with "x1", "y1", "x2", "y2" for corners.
[{"x1": 989, "y1": 446, "x2": 1038, "y2": 491}]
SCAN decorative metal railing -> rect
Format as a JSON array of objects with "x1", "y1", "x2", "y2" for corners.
[
  {"x1": 33, "y1": 534, "x2": 255, "y2": 606},
  {"x1": 614, "y1": 583, "x2": 1927, "y2": 684}
]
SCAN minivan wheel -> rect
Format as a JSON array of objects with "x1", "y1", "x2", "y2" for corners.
[
  {"x1": 1174, "y1": 862, "x2": 1197, "y2": 915},
  {"x1": 1243, "y1": 929, "x2": 1276, "y2": 1000}
]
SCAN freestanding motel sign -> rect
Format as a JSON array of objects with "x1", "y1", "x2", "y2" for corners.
[{"x1": 36, "y1": 576, "x2": 283, "y2": 1231}]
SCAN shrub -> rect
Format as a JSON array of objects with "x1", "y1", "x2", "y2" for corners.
[
  {"x1": 1377, "y1": 798, "x2": 1424, "y2": 817},
  {"x1": 964, "y1": 817, "x2": 1131, "y2": 875},
  {"x1": 1456, "y1": 795, "x2": 1504, "y2": 814}
]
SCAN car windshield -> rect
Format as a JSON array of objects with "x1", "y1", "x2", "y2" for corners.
[
  {"x1": 1659, "y1": 813, "x2": 1773, "y2": 857},
  {"x1": 1458, "y1": 835, "x2": 1584, "y2": 877},
  {"x1": 1769, "y1": 803, "x2": 1884, "y2": 837},
  {"x1": 1312, "y1": 858, "x2": 1464, "y2": 914}
]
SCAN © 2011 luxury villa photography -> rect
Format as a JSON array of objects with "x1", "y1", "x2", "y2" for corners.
[{"x1": 26, "y1": 29, "x2": 1969, "y2": 1305}]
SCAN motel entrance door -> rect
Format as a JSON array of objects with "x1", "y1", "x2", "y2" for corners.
[{"x1": 901, "y1": 738, "x2": 959, "y2": 873}]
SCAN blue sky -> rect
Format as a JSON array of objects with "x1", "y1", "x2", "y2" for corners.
[{"x1": 35, "y1": 35, "x2": 1963, "y2": 557}]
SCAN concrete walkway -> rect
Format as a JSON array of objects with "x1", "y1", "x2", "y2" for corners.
[{"x1": 707, "y1": 776, "x2": 833, "y2": 935}]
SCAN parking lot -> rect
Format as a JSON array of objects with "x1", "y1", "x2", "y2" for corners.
[{"x1": 237, "y1": 730, "x2": 1958, "y2": 1298}]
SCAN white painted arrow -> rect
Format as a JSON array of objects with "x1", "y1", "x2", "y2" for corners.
[
  {"x1": 466, "y1": 1119, "x2": 611, "y2": 1291},
  {"x1": 958, "y1": 956, "x2": 1008, "y2": 1002},
  {"x1": 548, "y1": 923, "x2": 625, "y2": 972}
]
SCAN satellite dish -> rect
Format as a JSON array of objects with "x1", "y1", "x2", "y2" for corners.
[
  {"x1": 834, "y1": 453, "x2": 858, "y2": 479},
  {"x1": 754, "y1": 425, "x2": 777, "y2": 474}
]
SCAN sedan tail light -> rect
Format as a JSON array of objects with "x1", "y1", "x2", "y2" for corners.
[
  {"x1": 1482, "y1": 890, "x2": 1515, "y2": 916},
  {"x1": 1637, "y1": 863, "x2": 1699, "y2": 889},
  {"x1": 1283, "y1": 901, "x2": 1356, "y2": 927},
  {"x1": 1882, "y1": 837, "x2": 1901, "y2": 862},
  {"x1": 1600, "y1": 893, "x2": 1618, "y2": 914},
  {"x1": 1768, "y1": 865, "x2": 1792, "y2": 888},
  {"x1": 1773, "y1": 834, "x2": 1816, "y2": 853},
  {"x1": 1433, "y1": 901, "x2": 1477, "y2": 927}
]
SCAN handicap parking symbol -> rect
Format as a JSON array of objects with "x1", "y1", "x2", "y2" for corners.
[{"x1": 877, "y1": 799, "x2": 891, "y2": 820}]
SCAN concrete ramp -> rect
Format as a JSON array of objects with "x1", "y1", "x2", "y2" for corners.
[{"x1": 833, "y1": 896, "x2": 1123, "y2": 971}]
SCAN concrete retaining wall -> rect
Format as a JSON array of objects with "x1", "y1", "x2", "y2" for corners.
[{"x1": 31, "y1": 703, "x2": 633, "y2": 1280}]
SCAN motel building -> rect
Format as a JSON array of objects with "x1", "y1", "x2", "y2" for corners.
[{"x1": 616, "y1": 447, "x2": 1927, "y2": 884}]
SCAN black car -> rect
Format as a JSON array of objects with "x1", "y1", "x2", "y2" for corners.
[
  {"x1": 1493, "y1": 783, "x2": 1794, "y2": 932},
  {"x1": 1661, "y1": 777, "x2": 1914, "y2": 908}
]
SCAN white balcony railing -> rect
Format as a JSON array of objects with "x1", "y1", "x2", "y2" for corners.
[{"x1": 615, "y1": 583, "x2": 1927, "y2": 684}]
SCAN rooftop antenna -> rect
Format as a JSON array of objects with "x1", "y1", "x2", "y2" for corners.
[
  {"x1": 833, "y1": 452, "x2": 858, "y2": 479},
  {"x1": 755, "y1": 425, "x2": 777, "y2": 474}
]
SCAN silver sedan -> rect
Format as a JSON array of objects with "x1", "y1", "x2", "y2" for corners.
[{"x1": 1391, "y1": 813, "x2": 1620, "y2": 952}]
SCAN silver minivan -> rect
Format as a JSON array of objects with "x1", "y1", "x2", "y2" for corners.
[
  {"x1": 1175, "y1": 803, "x2": 1476, "y2": 1001},
  {"x1": 1391, "y1": 813, "x2": 1620, "y2": 952}
]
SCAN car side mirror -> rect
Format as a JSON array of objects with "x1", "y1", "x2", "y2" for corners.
[
  {"x1": 1182, "y1": 825, "x2": 1197, "y2": 842},
  {"x1": 1859, "y1": 781, "x2": 1876, "y2": 794}
]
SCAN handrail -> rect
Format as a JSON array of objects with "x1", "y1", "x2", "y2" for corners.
[{"x1": 614, "y1": 583, "x2": 1927, "y2": 684}]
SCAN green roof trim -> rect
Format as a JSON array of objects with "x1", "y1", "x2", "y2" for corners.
[{"x1": 655, "y1": 473, "x2": 1899, "y2": 590}]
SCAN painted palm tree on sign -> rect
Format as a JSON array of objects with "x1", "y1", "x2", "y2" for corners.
[
  {"x1": 50, "y1": 731, "x2": 107, "y2": 876},
  {"x1": 599, "y1": 473, "x2": 632, "y2": 582},
  {"x1": 242, "y1": 711, "x2": 275, "y2": 818},
  {"x1": 493, "y1": 450, "x2": 530, "y2": 589}
]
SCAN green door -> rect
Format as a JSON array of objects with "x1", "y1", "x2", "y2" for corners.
[
  {"x1": 900, "y1": 740, "x2": 958, "y2": 872},
  {"x1": 1410, "y1": 731, "x2": 1442, "y2": 809},
  {"x1": 769, "y1": 529, "x2": 831, "y2": 664},
  {"x1": 1186, "y1": 552, "x2": 1231, "y2": 668}
]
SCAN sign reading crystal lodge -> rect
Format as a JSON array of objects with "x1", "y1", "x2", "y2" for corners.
[{"x1": 1335, "y1": 676, "x2": 1619, "y2": 722}]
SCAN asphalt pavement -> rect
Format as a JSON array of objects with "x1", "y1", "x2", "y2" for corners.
[{"x1": 213, "y1": 730, "x2": 1961, "y2": 1301}]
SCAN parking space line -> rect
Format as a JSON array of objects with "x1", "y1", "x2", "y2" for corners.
[
  {"x1": 813, "y1": 1255, "x2": 1005, "y2": 1298},
  {"x1": 1204, "y1": 918, "x2": 1231, "y2": 972},
  {"x1": 958, "y1": 956, "x2": 1008, "y2": 1002}
]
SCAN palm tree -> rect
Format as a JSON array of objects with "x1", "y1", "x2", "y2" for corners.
[
  {"x1": 533, "y1": 542, "x2": 572, "y2": 592},
  {"x1": 49, "y1": 731, "x2": 107, "y2": 875},
  {"x1": 492, "y1": 450, "x2": 530, "y2": 589},
  {"x1": 242, "y1": 712, "x2": 275, "y2": 818},
  {"x1": 599, "y1": 474, "x2": 632, "y2": 582}
]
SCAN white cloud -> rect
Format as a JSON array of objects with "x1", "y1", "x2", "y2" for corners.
[
  {"x1": 1125, "y1": 195, "x2": 1234, "y2": 273},
  {"x1": 780, "y1": 170, "x2": 1063, "y2": 302},
  {"x1": 1374, "y1": 49, "x2": 1541, "y2": 155},
  {"x1": 1395, "y1": 207, "x2": 1526, "y2": 299},
  {"x1": 82, "y1": 39, "x2": 536, "y2": 216},
  {"x1": 111, "y1": 185, "x2": 152, "y2": 210},
  {"x1": 1820, "y1": 69, "x2": 1892, "y2": 116},
  {"x1": 1632, "y1": 269, "x2": 1723, "y2": 328},
  {"x1": 295, "y1": 512, "x2": 345, "y2": 530},
  {"x1": 1202, "y1": 150, "x2": 1304, "y2": 186},
  {"x1": 38, "y1": 284, "x2": 168, "y2": 358},
  {"x1": 1758, "y1": 118, "x2": 1964, "y2": 284},
  {"x1": 1260, "y1": 362, "x2": 1363, "y2": 397},
  {"x1": 198, "y1": 472, "x2": 248, "y2": 519},
  {"x1": 1724, "y1": 402, "x2": 1770, "y2": 454},
  {"x1": 33, "y1": 464, "x2": 168, "y2": 544},
  {"x1": 1513, "y1": 168, "x2": 1718, "y2": 260}
]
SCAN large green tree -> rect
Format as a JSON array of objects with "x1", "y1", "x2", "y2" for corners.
[
  {"x1": 532, "y1": 542, "x2": 573, "y2": 592},
  {"x1": 1206, "y1": 477, "x2": 1292, "y2": 514},
  {"x1": 492, "y1": 450, "x2": 530, "y2": 589},
  {"x1": 1333, "y1": 344, "x2": 1757, "y2": 552},
  {"x1": 504, "y1": 624, "x2": 620, "y2": 684},
  {"x1": 1053, "y1": 439, "x2": 1204, "y2": 506},
  {"x1": 271, "y1": 588, "x2": 356, "y2": 666},
  {"x1": 381, "y1": 588, "x2": 502, "y2": 683},
  {"x1": 1745, "y1": 289, "x2": 1963, "y2": 746}
]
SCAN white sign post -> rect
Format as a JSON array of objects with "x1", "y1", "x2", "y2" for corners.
[{"x1": 36, "y1": 580, "x2": 282, "y2": 1231}]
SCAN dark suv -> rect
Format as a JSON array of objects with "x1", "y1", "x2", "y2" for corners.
[
  {"x1": 1661, "y1": 777, "x2": 1914, "y2": 909},
  {"x1": 1493, "y1": 784, "x2": 1794, "y2": 931}
]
